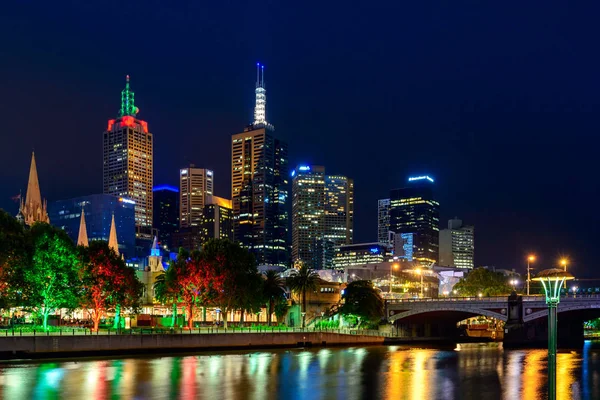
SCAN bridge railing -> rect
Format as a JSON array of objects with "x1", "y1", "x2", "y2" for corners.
[{"x1": 386, "y1": 296, "x2": 508, "y2": 304}]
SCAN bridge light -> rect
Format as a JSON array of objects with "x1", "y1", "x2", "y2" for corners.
[
  {"x1": 478, "y1": 293, "x2": 483, "y2": 298},
  {"x1": 559, "y1": 258, "x2": 569, "y2": 271},
  {"x1": 528, "y1": 255, "x2": 536, "y2": 262}
]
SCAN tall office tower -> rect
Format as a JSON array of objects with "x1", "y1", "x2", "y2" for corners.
[
  {"x1": 389, "y1": 176, "x2": 440, "y2": 265},
  {"x1": 153, "y1": 185, "x2": 179, "y2": 246},
  {"x1": 103, "y1": 76, "x2": 153, "y2": 240},
  {"x1": 439, "y1": 218, "x2": 474, "y2": 269},
  {"x1": 202, "y1": 195, "x2": 233, "y2": 241},
  {"x1": 377, "y1": 198, "x2": 391, "y2": 244},
  {"x1": 231, "y1": 64, "x2": 289, "y2": 267},
  {"x1": 291, "y1": 165, "x2": 353, "y2": 269},
  {"x1": 291, "y1": 165, "x2": 325, "y2": 267},
  {"x1": 18, "y1": 152, "x2": 49, "y2": 226},
  {"x1": 179, "y1": 166, "x2": 214, "y2": 228}
]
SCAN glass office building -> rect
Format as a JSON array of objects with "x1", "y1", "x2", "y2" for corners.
[{"x1": 48, "y1": 194, "x2": 136, "y2": 258}]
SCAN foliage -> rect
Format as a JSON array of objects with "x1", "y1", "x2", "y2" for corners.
[
  {"x1": 173, "y1": 249, "x2": 208, "y2": 330},
  {"x1": 0, "y1": 210, "x2": 28, "y2": 309},
  {"x1": 453, "y1": 268, "x2": 513, "y2": 296},
  {"x1": 79, "y1": 241, "x2": 143, "y2": 331},
  {"x1": 274, "y1": 297, "x2": 290, "y2": 324},
  {"x1": 262, "y1": 270, "x2": 286, "y2": 325},
  {"x1": 154, "y1": 261, "x2": 181, "y2": 327},
  {"x1": 199, "y1": 239, "x2": 257, "y2": 329},
  {"x1": 340, "y1": 280, "x2": 385, "y2": 324},
  {"x1": 24, "y1": 223, "x2": 81, "y2": 330},
  {"x1": 287, "y1": 264, "x2": 320, "y2": 326}
]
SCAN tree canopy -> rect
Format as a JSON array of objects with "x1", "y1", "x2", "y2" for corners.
[
  {"x1": 452, "y1": 268, "x2": 513, "y2": 296},
  {"x1": 340, "y1": 280, "x2": 385, "y2": 324}
]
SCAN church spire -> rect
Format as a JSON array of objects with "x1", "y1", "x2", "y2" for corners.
[
  {"x1": 108, "y1": 213, "x2": 119, "y2": 256},
  {"x1": 77, "y1": 209, "x2": 89, "y2": 247},
  {"x1": 119, "y1": 75, "x2": 138, "y2": 117},
  {"x1": 253, "y1": 63, "x2": 273, "y2": 129},
  {"x1": 19, "y1": 152, "x2": 49, "y2": 226}
]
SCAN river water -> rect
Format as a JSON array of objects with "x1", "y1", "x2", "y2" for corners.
[{"x1": 0, "y1": 342, "x2": 599, "y2": 400}]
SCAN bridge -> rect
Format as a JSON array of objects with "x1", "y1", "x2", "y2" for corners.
[{"x1": 385, "y1": 295, "x2": 600, "y2": 346}]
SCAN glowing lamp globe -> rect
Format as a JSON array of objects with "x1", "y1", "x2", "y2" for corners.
[{"x1": 532, "y1": 268, "x2": 574, "y2": 304}]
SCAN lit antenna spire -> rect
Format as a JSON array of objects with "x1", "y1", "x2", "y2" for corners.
[
  {"x1": 253, "y1": 63, "x2": 273, "y2": 129},
  {"x1": 119, "y1": 74, "x2": 138, "y2": 117}
]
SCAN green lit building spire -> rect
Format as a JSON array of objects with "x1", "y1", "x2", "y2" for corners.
[{"x1": 119, "y1": 75, "x2": 139, "y2": 117}]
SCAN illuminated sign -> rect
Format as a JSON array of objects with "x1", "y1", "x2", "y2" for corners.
[
  {"x1": 291, "y1": 170, "x2": 296, "y2": 177},
  {"x1": 298, "y1": 165, "x2": 311, "y2": 171},
  {"x1": 181, "y1": 169, "x2": 188, "y2": 175},
  {"x1": 370, "y1": 248, "x2": 380, "y2": 254},
  {"x1": 119, "y1": 198, "x2": 135, "y2": 205},
  {"x1": 408, "y1": 176, "x2": 434, "y2": 183},
  {"x1": 153, "y1": 185, "x2": 179, "y2": 192},
  {"x1": 207, "y1": 170, "x2": 213, "y2": 176}
]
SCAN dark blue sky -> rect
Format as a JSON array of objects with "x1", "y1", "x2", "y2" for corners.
[{"x1": 1, "y1": 1, "x2": 598, "y2": 276}]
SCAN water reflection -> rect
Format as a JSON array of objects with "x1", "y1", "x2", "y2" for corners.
[{"x1": 0, "y1": 342, "x2": 599, "y2": 399}]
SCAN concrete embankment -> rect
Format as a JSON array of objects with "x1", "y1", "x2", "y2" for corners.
[{"x1": 0, "y1": 332, "x2": 385, "y2": 359}]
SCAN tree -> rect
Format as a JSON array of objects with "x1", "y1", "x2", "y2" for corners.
[
  {"x1": 0, "y1": 210, "x2": 28, "y2": 310},
  {"x1": 273, "y1": 296, "x2": 290, "y2": 325},
  {"x1": 287, "y1": 264, "x2": 320, "y2": 327},
  {"x1": 453, "y1": 268, "x2": 513, "y2": 297},
  {"x1": 262, "y1": 270, "x2": 286, "y2": 325},
  {"x1": 24, "y1": 223, "x2": 81, "y2": 330},
  {"x1": 199, "y1": 239, "x2": 257, "y2": 329},
  {"x1": 172, "y1": 249, "x2": 206, "y2": 330},
  {"x1": 154, "y1": 263, "x2": 180, "y2": 327},
  {"x1": 340, "y1": 280, "x2": 385, "y2": 326},
  {"x1": 79, "y1": 241, "x2": 143, "y2": 332}
]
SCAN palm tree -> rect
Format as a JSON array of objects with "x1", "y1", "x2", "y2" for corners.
[
  {"x1": 262, "y1": 270, "x2": 285, "y2": 325},
  {"x1": 153, "y1": 264, "x2": 179, "y2": 328},
  {"x1": 287, "y1": 264, "x2": 320, "y2": 327}
]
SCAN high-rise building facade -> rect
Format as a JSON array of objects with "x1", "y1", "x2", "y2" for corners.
[
  {"x1": 231, "y1": 64, "x2": 289, "y2": 267},
  {"x1": 439, "y1": 218, "x2": 474, "y2": 269},
  {"x1": 153, "y1": 185, "x2": 179, "y2": 246},
  {"x1": 202, "y1": 195, "x2": 233, "y2": 241},
  {"x1": 291, "y1": 165, "x2": 353, "y2": 269},
  {"x1": 48, "y1": 194, "x2": 136, "y2": 258},
  {"x1": 179, "y1": 166, "x2": 214, "y2": 228},
  {"x1": 389, "y1": 176, "x2": 440, "y2": 265},
  {"x1": 377, "y1": 198, "x2": 391, "y2": 244},
  {"x1": 103, "y1": 76, "x2": 153, "y2": 240}
]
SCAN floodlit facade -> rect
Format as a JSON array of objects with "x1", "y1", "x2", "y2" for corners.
[
  {"x1": 389, "y1": 176, "x2": 440, "y2": 265},
  {"x1": 333, "y1": 242, "x2": 393, "y2": 269},
  {"x1": 103, "y1": 76, "x2": 153, "y2": 240},
  {"x1": 231, "y1": 64, "x2": 289, "y2": 267},
  {"x1": 291, "y1": 165, "x2": 353, "y2": 269},
  {"x1": 439, "y1": 218, "x2": 474, "y2": 269},
  {"x1": 18, "y1": 152, "x2": 49, "y2": 226},
  {"x1": 179, "y1": 166, "x2": 214, "y2": 228}
]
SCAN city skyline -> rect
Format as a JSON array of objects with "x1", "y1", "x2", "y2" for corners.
[{"x1": 1, "y1": 2, "x2": 598, "y2": 275}]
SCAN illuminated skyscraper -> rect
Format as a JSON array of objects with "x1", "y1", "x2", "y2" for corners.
[
  {"x1": 103, "y1": 76, "x2": 153, "y2": 240},
  {"x1": 389, "y1": 176, "x2": 440, "y2": 265},
  {"x1": 439, "y1": 218, "x2": 474, "y2": 269},
  {"x1": 202, "y1": 195, "x2": 233, "y2": 241},
  {"x1": 377, "y1": 198, "x2": 391, "y2": 244},
  {"x1": 153, "y1": 185, "x2": 179, "y2": 246},
  {"x1": 179, "y1": 166, "x2": 214, "y2": 228},
  {"x1": 231, "y1": 64, "x2": 288, "y2": 267},
  {"x1": 291, "y1": 165, "x2": 353, "y2": 269}
]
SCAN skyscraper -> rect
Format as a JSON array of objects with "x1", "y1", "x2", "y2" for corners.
[
  {"x1": 389, "y1": 175, "x2": 440, "y2": 265},
  {"x1": 103, "y1": 76, "x2": 153, "y2": 241},
  {"x1": 179, "y1": 166, "x2": 213, "y2": 228},
  {"x1": 202, "y1": 195, "x2": 233, "y2": 241},
  {"x1": 153, "y1": 185, "x2": 179, "y2": 246},
  {"x1": 439, "y1": 218, "x2": 474, "y2": 269},
  {"x1": 291, "y1": 165, "x2": 353, "y2": 269},
  {"x1": 18, "y1": 152, "x2": 49, "y2": 226},
  {"x1": 377, "y1": 198, "x2": 391, "y2": 244},
  {"x1": 231, "y1": 64, "x2": 289, "y2": 267}
]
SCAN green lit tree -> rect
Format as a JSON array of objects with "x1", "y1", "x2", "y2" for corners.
[
  {"x1": 154, "y1": 261, "x2": 180, "y2": 327},
  {"x1": 111, "y1": 262, "x2": 143, "y2": 331},
  {"x1": 79, "y1": 241, "x2": 143, "y2": 332},
  {"x1": 340, "y1": 280, "x2": 385, "y2": 326},
  {"x1": 262, "y1": 270, "x2": 286, "y2": 325},
  {"x1": 25, "y1": 223, "x2": 81, "y2": 330},
  {"x1": 453, "y1": 267, "x2": 513, "y2": 296},
  {"x1": 287, "y1": 264, "x2": 320, "y2": 327},
  {"x1": 273, "y1": 296, "x2": 290, "y2": 325},
  {"x1": 0, "y1": 210, "x2": 28, "y2": 310}
]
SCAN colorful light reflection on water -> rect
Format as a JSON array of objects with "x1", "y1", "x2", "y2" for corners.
[{"x1": 0, "y1": 342, "x2": 599, "y2": 399}]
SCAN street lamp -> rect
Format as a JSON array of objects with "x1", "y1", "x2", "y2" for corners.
[
  {"x1": 532, "y1": 268, "x2": 575, "y2": 400},
  {"x1": 510, "y1": 279, "x2": 519, "y2": 291},
  {"x1": 560, "y1": 258, "x2": 568, "y2": 271},
  {"x1": 572, "y1": 286, "x2": 578, "y2": 298},
  {"x1": 390, "y1": 263, "x2": 399, "y2": 293},
  {"x1": 527, "y1": 255, "x2": 536, "y2": 295}
]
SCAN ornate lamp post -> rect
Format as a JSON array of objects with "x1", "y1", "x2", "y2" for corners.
[
  {"x1": 532, "y1": 268, "x2": 574, "y2": 400},
  {"x1": 527, "y1": 255, "x2": 535, "y2": 295}
]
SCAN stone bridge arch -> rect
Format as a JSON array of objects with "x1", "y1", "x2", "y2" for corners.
[{"x1": 388, "y1": 306, "x2": 508, "y2": 324}]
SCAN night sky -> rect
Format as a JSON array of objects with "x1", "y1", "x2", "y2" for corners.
[{"x1": 1, "y1": 1, "x2": 598, "y2": 276}]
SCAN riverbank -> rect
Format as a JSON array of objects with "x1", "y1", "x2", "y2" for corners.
[{"x1": 0, "y1": 331, "x2": 387, "y2": 360}]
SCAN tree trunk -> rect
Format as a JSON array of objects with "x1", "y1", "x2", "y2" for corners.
[
  {"x1": 240, "y1": 309, "x2": 245, "y2": 326},
  {"x1": 268, "y1": 299, "x2": 274, "y2": 326},
  {"x1": 171, "y1": 303, "x2": 177, "y2": 327},
  {"x1": 113, "y1": 304, "x2": 121, "y2": 331},
  {"x1": 93, "y1": 311, "x2": 101, "y2": 332},
  {"x1": 42, "y1": 307, "x2": 49, "y2": 331},
  {"x1": 222, "y1": 308, "x2": 228, "y2": 329}
]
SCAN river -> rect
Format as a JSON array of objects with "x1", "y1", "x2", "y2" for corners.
[{"x1": 0, "y1": 342, "x2": 598, "y2": 399}]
